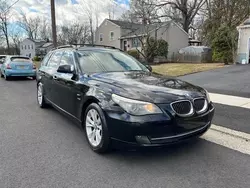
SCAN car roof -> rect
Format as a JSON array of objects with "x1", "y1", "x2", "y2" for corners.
[{"x1": 51, "y1": 44, "x2": 123, "y2": 53}]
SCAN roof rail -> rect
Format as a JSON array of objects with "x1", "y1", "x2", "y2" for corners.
[
  {"x1": 51, "y1": 45, "x2": 75, "y2": 51},
  {"x1": 51, "y1": 44, "x2": 123, "y2": 51},
  {"x1": 72, "y1": 44, "x2": 123, "y2": 51}
]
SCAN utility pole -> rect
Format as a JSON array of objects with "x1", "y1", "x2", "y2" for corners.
[{"x1": 50, "y1": 0, "x2": 57, "y2": 47}]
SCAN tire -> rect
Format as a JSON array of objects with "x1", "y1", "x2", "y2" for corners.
[
  {"x1": 37, "y1": 82, "x2": 48, "y2": 108},
  {"x1": 4, "y1": 73, "x2": 9, "y2": 80},
  {"x1": 84, "y1": 103, "x2": 111, "y2": 153},
  {"x1": 0, "y1": 71, "x2": 3, "y2": 78}
]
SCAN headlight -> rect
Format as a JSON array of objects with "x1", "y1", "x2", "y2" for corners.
[
  {"x1": 112, "y1": 94, "x2": 162, "y2": 115},
  {"x1": 205, "y1": 90, "x2": 211, "y2": 103}
]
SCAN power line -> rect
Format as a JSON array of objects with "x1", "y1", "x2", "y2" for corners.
[{"x1": 2, "y1": 0, "x2": 20, "y2": 13}]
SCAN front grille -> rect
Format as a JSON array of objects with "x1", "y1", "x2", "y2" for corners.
[
  {"x1": 171, "y1": 101, "x2": 193, "y2": 116},
  {"x1": 194, "y1": 98, "x2": 208, "y2": 114}
]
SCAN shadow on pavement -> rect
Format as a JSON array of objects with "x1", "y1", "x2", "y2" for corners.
[{"x1": 3, "y1": 76, "x2": 35, "y2": 81}]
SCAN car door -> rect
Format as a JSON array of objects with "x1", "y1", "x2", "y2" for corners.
[
  {"x1": 43, "y1": 50, "x2": 63, "y2": 102},
  {"x1": 38, "y1": 51, "x2": 53, "y2": 98},
  {"x1": 52, "y1": 50, "x2": 81, "y2": 118}
]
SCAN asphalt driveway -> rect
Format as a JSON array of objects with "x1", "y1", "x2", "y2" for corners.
[{"x1": 179, "y1": 65, "x2": 250, "y2": 98}]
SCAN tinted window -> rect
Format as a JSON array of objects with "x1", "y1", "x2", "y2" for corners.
[
  {"x1": 41, "y1": 52, "x2": 53, "y2": 66},
  {"x1": 11, "y1": 57, "x2": 30, "y2": 61},
  {"x1": 77, "y1": 50, "x2": 148, "y2": 74},
  {"x1": 60, "y1": 51, "x2": 74, "y2": 66},
  {"x1": 47, "y1": 51, "x2": 63, "y2": 68}
]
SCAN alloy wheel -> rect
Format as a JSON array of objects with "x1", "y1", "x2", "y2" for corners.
[
  {"x1": 37, "y1": 84, "x2": 43, "y2": 105},
  {"x1": 85, "y1": 109, "x2": 103, "y2": 147}
]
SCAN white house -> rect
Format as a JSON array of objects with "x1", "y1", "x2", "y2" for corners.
[
  {"x1": 20, "y1": 38, "x2": 54, "y2": 59},
  {"x1": 237, "y1": 18, "x2": 250, "y2": 64}
]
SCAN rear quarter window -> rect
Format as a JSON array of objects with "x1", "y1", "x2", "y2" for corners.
[{"x1": 41, "y1": 52, "x2": 53, "y2": 67}]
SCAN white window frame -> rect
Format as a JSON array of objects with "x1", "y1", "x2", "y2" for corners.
[
  {"x1": 110, "y1": 31, "x2": 114, "y2": 41},
  {"x1": 100, "y1": 33, "x2": 103, "y2": 42}
]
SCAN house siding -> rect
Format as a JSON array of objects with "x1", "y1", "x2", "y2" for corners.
[
  {"x1": 95, "y1": 19, "x2": 121, "y2": 49},
  {"x1": 167, "y1": 23, "x2": 189, "y2": 61},
  {"x1": 20, "y1": 39, "x2": 36, "y2": 58}
]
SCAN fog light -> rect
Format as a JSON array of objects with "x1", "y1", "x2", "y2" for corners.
[{"x1": 135, "y1": 136, "x2": 151, "y2": 144}]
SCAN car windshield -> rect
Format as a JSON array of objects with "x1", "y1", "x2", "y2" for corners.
[{"x1": 77, "y1": 50, "x2": 148, "y2": 73}]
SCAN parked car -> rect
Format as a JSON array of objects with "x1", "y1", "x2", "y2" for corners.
[
  {"x1": 0, "y1": 56, "x2": 36, "y2": 80},
  {"x1": 0, "y1": 55, "x2": 6, "y2": 69},
  {"x1": 36, "y1": 45, "x2": 215, "y2": 153}
]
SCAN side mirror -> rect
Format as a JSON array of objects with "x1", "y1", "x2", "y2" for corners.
[
  {"x1": 145, "y1": 64, "x2": 152, "y2": 72},
  {"x1": 57, "y1": 64, "x2": 75, "y2": 74}
]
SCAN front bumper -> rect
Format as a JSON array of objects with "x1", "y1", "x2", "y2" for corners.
[
  {"x1": 104, "y1": 103, "x2": 215, "y2": 147},
  {"x1": 4, "y1": 69, "x2": 36, "y2": 77}
]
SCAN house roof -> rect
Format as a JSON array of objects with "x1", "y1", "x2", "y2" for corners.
[
  {"x1": 26, "y1": 38, "x2": 46, "y2": 44},
  {"x1": 39, "y1": 42, "x2": 53, "y2": 48},
  {"x1": 107, "y1": 19, "x2": 143, "y2": 29},
  {"x1": 107, "y1": 19, "x2": 172, "y2": 38},
  {"x1": 243, "y1": 18, "x2": 250, "y2": 25}
]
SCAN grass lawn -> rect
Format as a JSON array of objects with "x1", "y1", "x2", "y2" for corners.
[{"x1": 152, "y1": 63, "x2": 225, "y2": 77}]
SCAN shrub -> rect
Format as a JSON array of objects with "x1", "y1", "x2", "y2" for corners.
[
  {"x1": 144, "y1": 37, "x2": 158, "y2": 63},
  {"x1": 33, "y1": 56, "x2": 41, "y2": 61},
  {"x1": 127, "y1": 49, "x2": 140, "y2": 60},
  {"x1": 157, "y1": 39, "x2": 168, "y2": 58}
]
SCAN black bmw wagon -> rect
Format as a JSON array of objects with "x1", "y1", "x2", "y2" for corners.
[{"x1": 36, "y1": 45, "x2": 214, "y2": 153}]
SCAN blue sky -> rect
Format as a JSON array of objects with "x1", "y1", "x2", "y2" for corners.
[{"x1": 115, "y1": 0, "x2": 130, "y2": 5}]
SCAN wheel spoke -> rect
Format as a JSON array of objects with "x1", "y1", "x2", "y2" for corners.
[
  {"x1": 96, "y1": 129, "x2": 102, "y2": 144},
  {"x1": 89, "y1": 110, "x2": 96, "y2": 121},
  {"x1": 86, "y1": 116, "x2": 94, "y2": 127},
  {"x1": 87, "y1": 131, "x2": 95, "y2": 144},
  {"x1": 96, "y1": 115, "x2": 102, "y2": 126}
]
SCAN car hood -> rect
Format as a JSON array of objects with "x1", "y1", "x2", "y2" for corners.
[{"x1": 89, "y1": 71, "x2": 206, "y2": 103}]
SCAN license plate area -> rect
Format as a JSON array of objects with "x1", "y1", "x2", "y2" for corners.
[{"x1": 17, "y1": 65, "x2": 27, "y2": 69}]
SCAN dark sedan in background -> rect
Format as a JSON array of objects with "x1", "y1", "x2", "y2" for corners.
[{"x1": 36, "y1": 45, "x2": 214, "y2": 153}]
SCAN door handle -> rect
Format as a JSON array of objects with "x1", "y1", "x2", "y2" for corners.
[{"x1": 53, "y1": 75, "x2": 58, "y2": 80}]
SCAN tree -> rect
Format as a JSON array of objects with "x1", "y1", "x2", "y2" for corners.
[
  {"x1": 120, "y1": 0, "x2": 159, "y2": 24},
  {"x1": 75, "y1": 0, "x2": 101, "y2": 44},
  {"x1": 9, "y1": 25, "x2": 23, "y2": 55},
  {"x1": 18, "y1": 12, "x2": 41, "y2": 40},
  {"x1": 202, "y1": 0, "x2": 250, "y2": 63},
  {"x1": 57, "y1": 22, "x2": 90, "y2": 45},
  {"x1": 156, "y1": 0, "x2": 206, "y2": 33},
  {"x1": 0, "y1": 0, "x2": 11, "y2": 54},
  {"x1": 38, "y1": 18, "x2": 51, "y2": 41}
]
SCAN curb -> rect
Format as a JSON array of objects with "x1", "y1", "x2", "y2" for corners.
[{"x1": 210, "y1": 124, "x2": 250, "y2": 142}]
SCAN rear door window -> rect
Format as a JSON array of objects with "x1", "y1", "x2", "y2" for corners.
[{"x1": 47, "y1": 51, "x2": 63, "y2": 69}]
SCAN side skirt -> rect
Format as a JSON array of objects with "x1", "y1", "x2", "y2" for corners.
[{"x1": 45, "y1": 97, "x2": 82, "y2": 127}]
